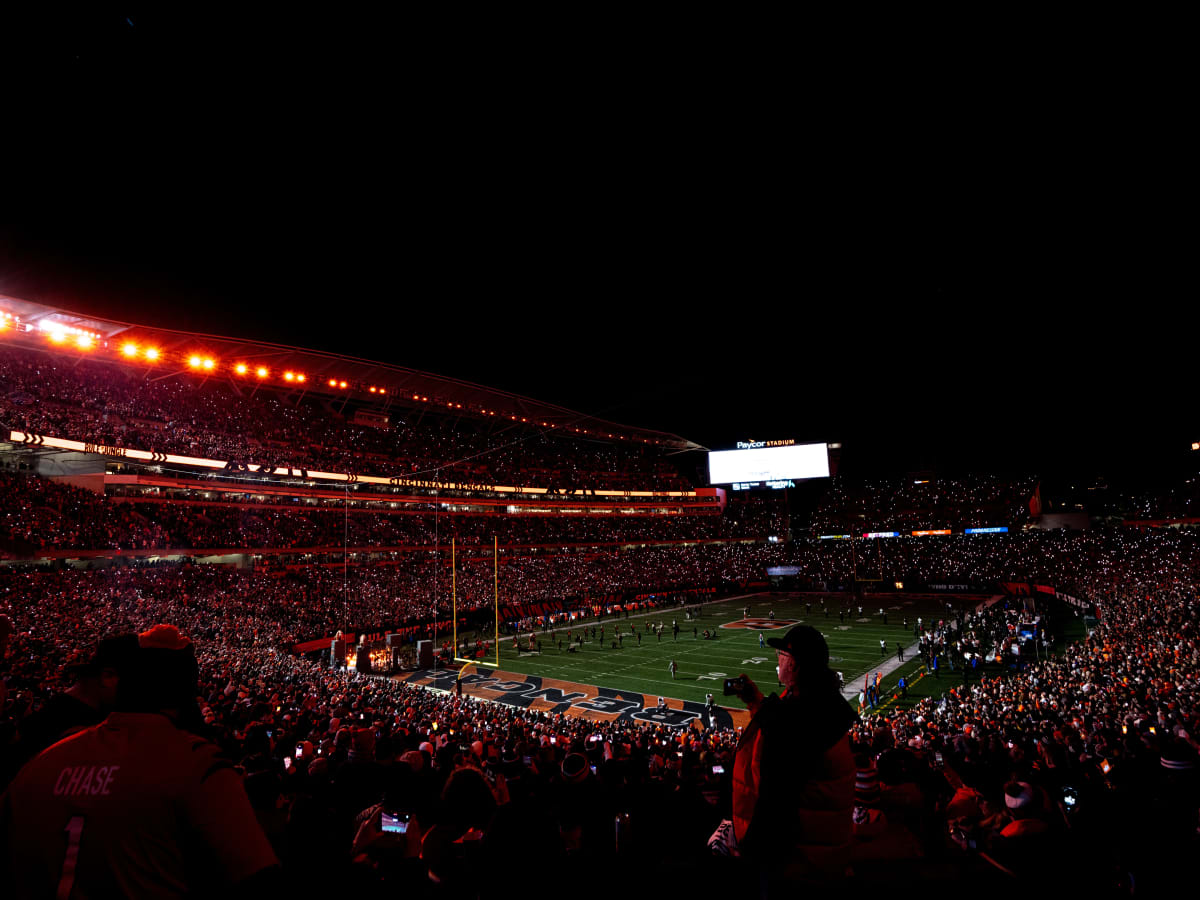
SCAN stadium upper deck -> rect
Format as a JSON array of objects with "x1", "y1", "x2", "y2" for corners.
[
  {"x1": 0, "y1": 295, "x2": 692, "y2": 448},
  {"x1": 0, "y1": 297, "x2": 703, "y2": 498}
]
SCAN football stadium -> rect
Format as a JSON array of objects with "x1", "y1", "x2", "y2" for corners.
[{"x1": 1, "y1": 293, "x2": 1197, "y2": 898}]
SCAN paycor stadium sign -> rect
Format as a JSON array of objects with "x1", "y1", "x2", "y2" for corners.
[{"x1": 735, "y1": 439, "x2": 795, "y2": 449}]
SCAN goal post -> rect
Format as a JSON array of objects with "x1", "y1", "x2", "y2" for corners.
[{"x1": 452, "y1": 535, "x2": 501, "y2": 668}]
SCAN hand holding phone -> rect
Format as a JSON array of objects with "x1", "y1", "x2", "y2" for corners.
[{"x1": 381, "y1": 811, "x2": 411, "y2": 834}]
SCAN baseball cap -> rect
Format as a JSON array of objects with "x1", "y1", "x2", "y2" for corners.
[
  {"x1": 766, "y1": 625, "x2": 830, "y2": 669},
  {"x1": 1004, "y1": 781, "x2": 1034, "y2": 810}
]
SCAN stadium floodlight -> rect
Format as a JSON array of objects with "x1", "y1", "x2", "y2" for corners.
[
  {"x1": 297, "y1": 374, "x2": 306, "y2": 383},
  {"x1": 339, "y1": 381, "x2": 347, "y2": 389},
  {"x1": 48, "y1": 326, "x2": 67, "y2": 343},
  {"x1": 284, "y1": 371, "x2": 295, "y2": 382},
  {"x1": 121, "y1": 343, "x2": 139, "y2": 357},
  {"x1": 144, "y1": 347, "x2": 159, "y2": 361},
  {"x1": 201, "y1": 358, "x2": 215, "y2": 371},
  {"x1": 256, "y1": 367, "x2": 268, "y2": 378},
  {"x1": 235, "y1": 363, "x2": 248, "y2": 375},
  {"x1": 188, "y1": 355, "x2": 203, "y2": 369},
  {"x1": 75, "y1": 334, "x2": 93, "y2": 350}
]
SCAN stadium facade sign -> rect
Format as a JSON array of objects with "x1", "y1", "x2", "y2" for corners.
[
  {"x1": 735, "y1": 439, "x2": 794, "y2": 449},
  {"x1": 7, "y1": 431, "x2": 697, "y2": 500}
]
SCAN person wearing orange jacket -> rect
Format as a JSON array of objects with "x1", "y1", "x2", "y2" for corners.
[{"x1": 729, "y1": 625, "x2": 858, "y2": 886}]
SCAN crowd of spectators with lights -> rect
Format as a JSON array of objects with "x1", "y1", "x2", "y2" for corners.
[
  {"x1": 810, "y1": 474, "x2": 1039, "y2": 533},
  {"x1": 2, "y1": 528, "x2": 1199, "y2": 889},
  {"x1": 0, "y1": 347, "x2": 691, "y2": 492},
  {"x1": 0, "y1": 471, "x2": 783, "y2": 554},
  {"x1": 840, "y1": 575, "x2": 1200, "y2": 889},
  {"x1": 0, "y1": 559, "x2": 747, "y2": 892},
  {"x1": 7, "y1": 344, "x2": 1200, "y2": 888},
  {"x1": 0, "y1": 471, "x2": 169, "y2": 552}
]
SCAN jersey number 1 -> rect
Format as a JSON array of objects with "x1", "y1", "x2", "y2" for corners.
[{"x1": 58, "y1": 815, "x2": 85, "y2": 900}]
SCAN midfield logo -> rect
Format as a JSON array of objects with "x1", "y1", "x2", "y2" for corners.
[{"x1": 722, "y1": 618, "x2": 798, "y2": 631}]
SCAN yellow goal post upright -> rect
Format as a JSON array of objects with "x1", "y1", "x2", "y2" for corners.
[
  {"x1": 850, "y1": 533, "x2": 887, "y2": 586},
  {"x1": 452, "y1": 535, "x2": 501, "y2": 670}
]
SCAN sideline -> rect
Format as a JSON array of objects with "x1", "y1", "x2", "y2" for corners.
[
  {"x1": 840, "y1": 642, "x2": 924, "y2": 702},
  {"x1": 843, "y1": 594, "x2": 1004, "y2": 706}
]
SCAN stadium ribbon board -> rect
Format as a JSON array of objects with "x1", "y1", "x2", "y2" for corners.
[{"x1": 396, "y1": 666, "x2": 751, "y2": 731}]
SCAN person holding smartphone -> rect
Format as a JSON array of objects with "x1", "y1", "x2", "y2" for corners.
[{"x1": 725, "y1": 625, "x2": 858, "y2": 882}]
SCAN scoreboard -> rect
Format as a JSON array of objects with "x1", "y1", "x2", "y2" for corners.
[{"x1": 707, "y1": 440, "x2": 830, "y2": 489}]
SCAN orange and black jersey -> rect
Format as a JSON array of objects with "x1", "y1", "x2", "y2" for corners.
[{"x1": 2, "y1": 712, "x2": 278, "y2": 898}]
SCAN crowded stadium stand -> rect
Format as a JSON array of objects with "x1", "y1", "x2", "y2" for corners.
[{"x1": 3, "y1": 297, "x2": 1200, "y2": 896}]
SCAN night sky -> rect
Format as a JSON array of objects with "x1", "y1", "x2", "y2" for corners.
[{"x1": 2, "y1": 12, "x2": 1192, "y2": 484}]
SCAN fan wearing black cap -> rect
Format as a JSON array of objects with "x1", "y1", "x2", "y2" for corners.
[
  {"x1": 2, "y1": 624, "x2": 279, "y2": 897},
  {"x1": 728, "y1": 624, "x2": 858, "y2": 879},
  {"x1": 4, "y1": 632, "x2": 138, "y2": 785}
]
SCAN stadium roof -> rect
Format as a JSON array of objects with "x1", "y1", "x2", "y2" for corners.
[{"x1": 0, "y1": 296, "x2": 697, "y2": 450}]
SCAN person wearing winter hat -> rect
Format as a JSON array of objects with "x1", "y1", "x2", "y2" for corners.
[{"x1": 3, "y1": 624, "x2": 279, "y2": 895}]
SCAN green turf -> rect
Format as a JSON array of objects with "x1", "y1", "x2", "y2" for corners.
[{"x1": 457, "y1": 592, "x2": 968, "y2": 708}]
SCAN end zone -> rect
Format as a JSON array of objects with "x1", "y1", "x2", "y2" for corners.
[{"x1": 395, "y1": 665, "x2": 751, "y2": 730}]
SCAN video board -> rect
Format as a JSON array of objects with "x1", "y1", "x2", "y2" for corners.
[{"x1": 707, "y1": 441, "x2": 830, "y2": 488}]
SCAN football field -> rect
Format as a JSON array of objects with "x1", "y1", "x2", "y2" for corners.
[{"x1": 466, "y1": 591, "x2": 970, "y2": 709}]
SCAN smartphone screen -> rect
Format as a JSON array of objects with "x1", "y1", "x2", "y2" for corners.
[
  {"x1": 712, "y1": 765, "x2": 725, "y2": 774},
  {"x1": 381, "y1": 812, "x2": 410, "y2": 834}
]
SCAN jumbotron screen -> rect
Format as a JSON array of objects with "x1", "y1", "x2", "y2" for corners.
[{"x1": 707, "y1": 441, "x2": 830, "y2": 488}]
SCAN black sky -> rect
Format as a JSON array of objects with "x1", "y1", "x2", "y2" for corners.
[{"x1": 1, "y1": 11, "x2": 1193, "y2": 483}]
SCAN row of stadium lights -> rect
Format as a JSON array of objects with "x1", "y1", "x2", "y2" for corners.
[{"x1": 2, "y1": 311, "x2": 662, "y2": 444}]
